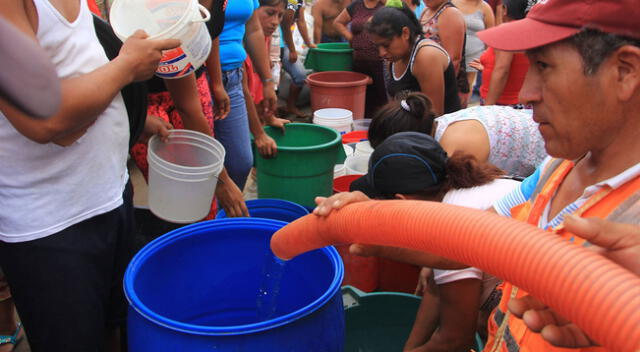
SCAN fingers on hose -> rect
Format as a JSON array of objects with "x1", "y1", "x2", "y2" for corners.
[
  {"x1": 541, "y1": 324, "x2": 595, "y2": 348},
  {"x1": 567, "y1": 215, "x2": 640, "y2": 250},
  {"x1": 522, "y1": 308, "x2": 568, "y2": 332},
  {"x1": 508, "y1": 295, "x2": 547, "y2": 318},
  {"x1": 349, "y1": 244, "x2": 378, "y2": 257}
]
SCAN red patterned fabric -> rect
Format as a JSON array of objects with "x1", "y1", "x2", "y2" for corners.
[{"x1": 130, "y1": 73, "x2": 218, "y2": 219}]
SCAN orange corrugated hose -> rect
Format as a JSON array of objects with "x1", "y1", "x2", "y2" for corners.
[{"x1": 270, "y1": 200, "x2": 640, "y2": 352}]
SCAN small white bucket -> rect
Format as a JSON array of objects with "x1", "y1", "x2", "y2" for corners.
[
  {"x1": 333, "y1": 164, "x2": 347, "y2": 178},
  {"x1": 313, "y1": 108, "x2": 353, "y2": 135},
  {"x1": 334, "y1": 144, "x2": 353, "y2": 178},
  {"x1": 345, "y1": 155, "x2": 370, "y2": 175},
  {"x1": 352, "y1": 119, "x2": 371, "y2": 131},
  {"x1": 147, "y1": 129, "x2": 225, "y2": 223},
  {"x1": 343, "y1": 144, "x2": 354, "y2": 158},
  {"x1": 354, "y1": 141, "x2": 374, "y2": 158},
  {"x1": 110, "y1": 0, "x2": 212, "y2": 79}
]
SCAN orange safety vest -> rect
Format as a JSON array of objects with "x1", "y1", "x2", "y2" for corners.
[{"x1": 484, "y1": 159, "x2": 640, "y2": 352}]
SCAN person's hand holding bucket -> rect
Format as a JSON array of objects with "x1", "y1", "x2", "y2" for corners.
[
  {"x1": 254, "y1": 133, "x2": 278, "y2": 159},
  {"x1": 266, "y1": 116, "x2": 291, "y2": 134},
  {"x1": 116, "y1": 30, "x2": 181, "y2": 82},
  {"x1": 139, "y1": 115, "x2": 173, "y2": 144}
]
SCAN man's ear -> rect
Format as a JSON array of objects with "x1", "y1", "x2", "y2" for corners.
[{"x1": 611, "y1": 45, "x2": 640, "y2": 102}]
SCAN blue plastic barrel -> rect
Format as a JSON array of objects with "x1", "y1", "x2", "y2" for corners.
[
  {"x1": 215, "y1": 199, "x2": 309, "y2": 223},
  {"x1": 125, "y1": 218, "x2": 345, "y2": 351}
]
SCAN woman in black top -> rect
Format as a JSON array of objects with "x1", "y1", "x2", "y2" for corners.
[{"x1": 366, "y1": 4, "x2": 461, "y2": 115}]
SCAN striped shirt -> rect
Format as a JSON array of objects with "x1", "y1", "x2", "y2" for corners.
[{"x1": 494, "y1": 157, "x2": 640, "y2": 230}]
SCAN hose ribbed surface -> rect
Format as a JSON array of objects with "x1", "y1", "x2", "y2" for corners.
[{"x1": 270, "y1": 200, "x2": 640, "y2": 352}]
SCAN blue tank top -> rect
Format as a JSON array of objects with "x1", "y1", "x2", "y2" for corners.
[{"x1": 218, "y1": 0, "x2": 259, "y2": 72}]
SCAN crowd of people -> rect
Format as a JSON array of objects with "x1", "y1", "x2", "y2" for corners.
[{"x1": 0, "y1": 0, "x2": 639, "y2": 351}]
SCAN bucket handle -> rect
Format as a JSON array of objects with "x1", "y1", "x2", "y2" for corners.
[{"x1": 192, "y1": 4, "x2": 211, "y2": 23}]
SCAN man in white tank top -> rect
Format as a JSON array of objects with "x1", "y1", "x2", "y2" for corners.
[{"x1": 0, "y1": 1, "x2": 179, "y2": 351}]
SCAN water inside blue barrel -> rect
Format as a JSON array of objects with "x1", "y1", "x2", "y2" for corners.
[{"x1": 256, "y1": 254, "x2": 287, "y2": 320}]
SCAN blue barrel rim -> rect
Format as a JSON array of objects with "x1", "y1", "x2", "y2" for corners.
[
  {"x1": 124, "y1": 218, "x2": 344, "y2": 336},
  {"x1": 215, "y1": 198, "x2": 309, "y2": 219},
  {"x1": 263, "y1": 123, "x2": 341, "y2": 152}
]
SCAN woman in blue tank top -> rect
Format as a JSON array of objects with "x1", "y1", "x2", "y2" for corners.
[{"x1": 210, "y1": 0, "x2": 278, "y2": 191}]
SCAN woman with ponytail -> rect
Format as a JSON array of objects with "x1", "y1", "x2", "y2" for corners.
[
  {"x1": 338, "y1": 131, "x2": 519, "y2": 350},
  {"x1": 366, "y1": 3, "x2": 460, "y2": 115},
  {"x1": 368, "y1": 92, "x2": 546, "y2": 178}
]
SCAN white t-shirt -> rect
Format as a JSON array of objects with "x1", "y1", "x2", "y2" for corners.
[
  {"x1": 433, "y1": 178, "x2": 520, "y2": 304},
  {"x1": 0, "y1": 0, "x2": 129, "y2": 242}
]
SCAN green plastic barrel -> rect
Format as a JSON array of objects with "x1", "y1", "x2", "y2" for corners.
[
  {"x1": 305, "y1": 42, "x2": 353, "y2": 72},
  {"x1": 342, "y1": 286, "x2": 485, "y2": 352},
  {"x1": 255, "y1": 123, "x2": 346, "y2": 207}
]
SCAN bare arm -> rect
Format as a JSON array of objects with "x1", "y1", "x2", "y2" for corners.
[
  {"x1": 333, "y1": 8, "x2": 352, "y2": 42},
  {"x1": 244, "y1": 12, "x2": 277, "y2": 114},
  {"x1": 413, "y1": 45, "x2": 447, "y2": 116},
  {"x1": 205, "y1": 37, "x2": 230, "y2": 120},
  {"x1": 405, "y1": 281, "x2": 441, "y2": 351},
  {"x1": 481, "y1": 1, "x2": 496, "y2": 29},
  {"x1": 242, "y1": 62, "x2": 278, "y2": 158},
  {"x1": 312, "y1": 2, "x2": 324, "y2": 44},
  {"x1": 438, "y1": 121, "x2": 490, "y2": 162},
  {"x1": 281, "y1": 10, "x2": 297, "y2": 59},
  {"x1": 0, "y1": 0, "x2": 179, "y2": 144},
  {"x1": 296, "y1": 7, "x2": 315, "y2": 48},
  {"x1": 407, "y1": 279, "x2": 482, "y2": 352},
  {"x1": 484, "y1": 49, "x2": 514, "y2": 105},
  {"x1": 164, "y1": 74, "x2": 211, "y2": 135},
  {"x1": 436, "y1": 8, "x2": 465, "y2": 74}
]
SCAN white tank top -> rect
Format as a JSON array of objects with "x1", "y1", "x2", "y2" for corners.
[
  {"x1": 0, "y1": 0, "x2": 129, "y2": 242},
  {"x1": 433, "y1": 179, "x2": 521, "y2": 304}
]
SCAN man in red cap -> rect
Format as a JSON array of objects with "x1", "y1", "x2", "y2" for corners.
[{"x1": 477, "y1": 0, "x2": 640, "y2": 350}]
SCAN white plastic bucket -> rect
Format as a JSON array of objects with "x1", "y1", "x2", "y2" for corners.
[
  {"x1": 110, "y1": 0, "x2": 212, "y2": 79},
  {"x1": 343, "y1": 144, "x2": 354, "y2": 158},
  {"x1": 345, "y1": 155, "x2": 369, "y2": 175},
  {"x1": 352, "y1": 119, "x2": 371, "y2": 131},
  {"x1": 313, "y1": 108, "x2": 353, "y2": 135},
  {"x1": 147, "y1": 129, "x2": 225, "y2": 223},
  {"x1": 354, "y1": 141, "x2": 373, "y2": 158},
  {"x1": 334, "y1": 144, "x2": 353, "y2": 178},
  {"x1": 333, "y1": 164, "x2": 347, "y2": 178}
]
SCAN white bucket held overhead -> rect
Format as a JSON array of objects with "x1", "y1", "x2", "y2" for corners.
[{"x1": 110, "y1": 0, "x2": 212, "y2": 79}]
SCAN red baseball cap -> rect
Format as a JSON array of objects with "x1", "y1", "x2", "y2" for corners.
[{"x1": 478, "y1": 0, "x2": 640, "y2": 51}]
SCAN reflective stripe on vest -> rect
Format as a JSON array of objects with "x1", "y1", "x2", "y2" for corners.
[{"x1": 485, "y1": 159, "x2": 640, "y2": 352}]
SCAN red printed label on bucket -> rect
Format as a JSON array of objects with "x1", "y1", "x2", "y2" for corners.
[
  {"x1": 156, "y1": 48, "x2": 195, "y2": 78},
  {"x1": 160, "y1": 48, "x2": 187, "y2": 67}
]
